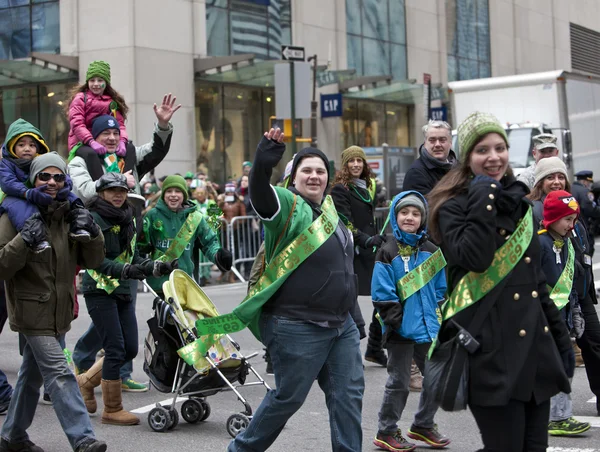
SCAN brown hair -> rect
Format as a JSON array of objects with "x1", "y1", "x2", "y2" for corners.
[
  {"x1": 332, "y1": 158, "x2": 376, "y2": 188},
  {"x1": 526, "y1": 178, "x2": 571, "y2": 202},
  {"x1": 65, "y1": 83, "x2": 129, "y2": 120}
]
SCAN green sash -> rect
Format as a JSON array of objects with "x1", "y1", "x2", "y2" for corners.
[
  {"x1": 548, "y1": 240, "x2": 575, "y2": 310},
  {"x1": 192, "y1": 195, "x2": 339, "y2": 353},
  {"x1": 396, "y1": 249, "x2": 446, "y2": 301},
  {"x1": 154, "y1": 209, "x2": 202, "y2": 262},
  {"x1": 87, "y1": 221, "x2": 137, "y2": 295},
  {"x1": 429, "y1": 206, "x2": 533, "y2": 357}
]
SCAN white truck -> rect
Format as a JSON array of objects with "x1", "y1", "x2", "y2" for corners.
[{"x1": 448, "y1": 70, "x2": 600, "y2": 179}]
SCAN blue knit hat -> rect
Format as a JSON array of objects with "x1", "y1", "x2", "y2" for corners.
[{"x1": 91, "y1": 115, "x2": 120, "y2": 139}]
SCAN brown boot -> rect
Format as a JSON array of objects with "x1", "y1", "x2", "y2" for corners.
[
  {"x1": 101, "y1": 379, "x2": 140, "y2": 426},
  {"x1": 76, "y1": 357, "x2": 104, "y2": 414},
  {"x1": 574, "y1": 342, "x2": 585, "y2": 367},
  {"x1": 409, "y1": 361, "x2": 423, "y2": 392}
]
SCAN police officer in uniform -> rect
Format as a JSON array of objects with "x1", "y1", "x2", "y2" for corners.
[{"x1": 572, "y1": 170, "x2": 600, "y2": 257}]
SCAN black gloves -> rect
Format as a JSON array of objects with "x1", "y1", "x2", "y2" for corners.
[
  {"x1": 20, "y1": 214, "x2": 48, "y2": 251},
  {"x1": 121, "y1": 263, "x2": 147, "y2": 280},
  {"x1": 215, "y1": 248, "x2": 233, "y2": 272},
  {"x1": 67, "y1": 208, "x2": 100, "y2": 239},
  {"x1": 56, "y1": 175, "x2": 74, "y2": 201},
  {"x1": 471, "y1": 175, "x2": 502, "y2": 189},
  {"x1": 153, "y1": 259, "x2": 178, "y2": 277},
  {"x1": 561, "y1": 347, "x2": 575, "y2": 378},
  {"x1": 365, "y1": 234, "x2": 386, "y2": 249},
  {"x1": 256, "y1": 135, "x2": 286, "y2": 168},
  {"x1": 26, "y1": 186, "x2": 53, "y2": 206}
]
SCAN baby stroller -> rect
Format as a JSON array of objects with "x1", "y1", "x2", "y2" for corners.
[{"x1": 142, "y1": 269, "x2": 270, "y2": 437}]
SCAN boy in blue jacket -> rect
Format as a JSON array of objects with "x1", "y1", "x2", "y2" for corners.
[{"x1": 372, "y1": 191, "x2": 450, "y2": 452}]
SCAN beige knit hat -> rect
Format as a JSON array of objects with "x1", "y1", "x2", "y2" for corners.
[
  {"x1": 533, "y1": 156, "x2": 568, "y2": 187},
  {"x1": 341, "y1": 146, "x2": 367, "y2": 168}
]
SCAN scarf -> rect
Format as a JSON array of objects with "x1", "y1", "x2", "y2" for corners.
[
  {"x1": 13, "y1": 158, "x2": 33, "y2": 173},
  {"x1": 419, "y1": 145, "x2": 455, "y2": 171},
  {"x1": 352, "y1": 178, "x2": 367, "y2": 190},
  {"x1": 88, "y1": 196, "x2": 135, "y2": 249}
]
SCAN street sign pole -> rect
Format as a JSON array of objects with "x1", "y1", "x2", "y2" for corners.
[{"x1": 290, "y1": 61, "x2": 297, "y2": 154}]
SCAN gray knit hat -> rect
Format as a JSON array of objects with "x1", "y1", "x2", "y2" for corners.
[
  {"x1": 394, "y1": 194, "x2": 427, "y2": 227},
  {"x1": 534, "y1": 156, "x2": 568, "y2": 187},
  {"x1": 457, "y1": 112, "x2": 508, "y2": 161},
  {"x1": 29, "y1": 152, "x2": 68, "y2": 184}
]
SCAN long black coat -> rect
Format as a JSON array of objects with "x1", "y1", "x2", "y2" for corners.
[
  {"x1": 402, "y1": 145, "x2": 457, "y2": 196},
  {"x1": 437, "y1": 177, "x2": 571, "y2": 407},
  {"x1": 331, "y1": 183, "x2": 376, "y2": 296}
]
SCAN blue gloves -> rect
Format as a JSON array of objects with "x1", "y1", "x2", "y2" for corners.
[{"x1": 26, "y1": 186, "x2": 53, "y2": 206}]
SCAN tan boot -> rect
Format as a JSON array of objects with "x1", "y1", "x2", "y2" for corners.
[
  {"x1": 76, "y1": 357, "x2": 104, "y2": 414},
  {"x1": 101, "y1": 379, "x2": 140, "y2": 426},
  {"x1": 409, "y1": 361, "x2": 423, "y2": 392},
  {"x1": 574, "y1": 342, "x2": 585, "y2": 367}
]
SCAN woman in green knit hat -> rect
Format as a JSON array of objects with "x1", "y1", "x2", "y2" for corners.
[{"x1": 66, "y1": 60, "x2": 130, "y2": 157}]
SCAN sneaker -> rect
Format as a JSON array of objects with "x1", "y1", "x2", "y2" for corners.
[
  {"x1": 75, "y1": 439, "x2": 107, "y2": 452},
  {"x1": 373, "y1": 430, "x2": 416, "y2": 451},
  {"x1": 365, "y1": 348, "x2": 388, "y2": 367},
  {"x1": 41, "y1": 393, "x2": 52, "y2": 405},
  {"x1": 32, "y1": 241, "x2": 50, "y2": 254},
  {"x1": 407, "y1": 424, "x2": 451, "y2": 448},
  {"x1": 0, "y1": 398, "x2": 10, "y2": 415},
  {"x1": 0, "y1": 438, "x2": 44, "y2": 452},
  {"x1": 548, "y1": 417, "x2": 591, "y2": 436},
  {"x1": 121, "y1": 379, "x2": 148, "y2": 392}
]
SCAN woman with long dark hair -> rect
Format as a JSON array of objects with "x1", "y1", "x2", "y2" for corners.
[{"x1": 427, "y1": 112, "x2": 572, "y2": 451}]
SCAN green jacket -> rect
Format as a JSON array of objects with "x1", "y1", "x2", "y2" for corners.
[
  {"x1": 0, "y1": 201, "x2": 105, "y2": 335},
  {"x1": 82, "y1": 211, "x2": 145, "y2": 297},
  {"x1": 141, "y1": 199, "x2": 221, "y2": 293}
]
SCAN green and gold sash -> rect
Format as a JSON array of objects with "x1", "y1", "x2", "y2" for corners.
[
  {"x1": 396, "y1": 249, "x2": 446, "y2": 302},
  {"x1": 193, "y1": 196, "x2": 339, "y2": 350},
  {"x1": 154, "y1": 209, "x2": 203, "y2": 262},
  {"x1": 87, "y1": 221, "x2": 137, "y2": 295},
  {"x1": 429, "y1": 206, "x2": 533, "y2": 357},
  {"x1": 548, "y1": 240, "x2": 575, "y2": 310}
]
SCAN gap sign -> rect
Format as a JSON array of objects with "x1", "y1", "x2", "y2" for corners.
[{"x1": 320, "y1": 93, "x2": 343, "y2": 118}]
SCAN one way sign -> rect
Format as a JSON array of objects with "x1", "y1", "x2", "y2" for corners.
[{"x1": 281, "y1": 45, "x2": 305, "y2": 61}]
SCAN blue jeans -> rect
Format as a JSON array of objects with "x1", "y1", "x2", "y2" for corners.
[
  {"x1": 0, "y1": 370, "x2": 12, "y2": 403},
  {"x1": 229, "y1": 314, "x2": 364, "y2": 452},
  {"x1": 1, "y1": 334, "x2": 96, "y2": 450},
  {"x1": 73, "y1": 281, "x2": 138, "y2": 380}
]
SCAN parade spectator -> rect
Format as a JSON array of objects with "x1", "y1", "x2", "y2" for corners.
[
  {"x1": 218, "y1": 182, "x2": 246, "y2": 282},
  {"x1": 402, "y1": 120, "x2": 456, "y2": 196},
  {"x1": 517, "y1": 133, "x2": 560, "y2": 189},
  {"x1": 0, "y1": 153, "x2": 107, "y2": 452},
  {"x1": 572, "y1": 170, "x2": 600, "y2": 256},
  {"x1": 192, "y1": 184, "x2": 219, "y2": 286},
  {"x1": 427, "y1": 112, "x2": 572, "y2": 451},
  {"x1": 372, "y1": 191, "x2": 450, "y2": 451},
  {"x1": 538, "y1": 191, "x2": 590, "y2": 436},
  {"x1": 331, "y1": 145, "x2": 387, "y2": 367},
  {"x1": 228, "y1": 128, "x2": 364, "y2": 452},
  {"x1": 140, "y1": 174, "x2": 232, "y2": 296},
  {"x1": 75, "y1": 173, "x2": 176, "y2": 426}
]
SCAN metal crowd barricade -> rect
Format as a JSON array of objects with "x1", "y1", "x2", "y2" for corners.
[
  {"x1": 374, "y1": 207, "x2": 391, "y2": 234},
  {"x1": 228, "y1": 215, "x2": 264, "y2": 283}
]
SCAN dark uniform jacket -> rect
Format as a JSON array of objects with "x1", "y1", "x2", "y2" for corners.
[
  {"x1": 331, "y1": 182, "x2": 376, "y2": 295},
  {"x1": 436, "y1": 176, "x2": 571, "y2": 406},
  {"x1": 402, "y1": 145, "x2": 457, "y2": 196}
]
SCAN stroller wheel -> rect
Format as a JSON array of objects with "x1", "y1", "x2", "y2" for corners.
[
  {"x1": 226, "y1": 413, "x2": 250, "y2": 438},
  {"x1": 163, "y1": 405, "x2": 179, "y2": 430},
  {"x1": 181, "y1": 399, "x2": 204, "y2": 424},
  {"x1": 199, "y1": 400, "x2": 211, "y2": 421},
  {"x1": 148, "y1": 406, "x2": 170, "y2": 432}
]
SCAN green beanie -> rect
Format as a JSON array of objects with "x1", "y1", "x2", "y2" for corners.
[
  {"x1": 86, "y1": 60, "x2": 111, "y2": 84},
  {"x1": 457, "y1": 112, "x2": 508, "y2": 161},
  {"x1": 161, "y1": 175, "x2": 188, "y2": 202}
]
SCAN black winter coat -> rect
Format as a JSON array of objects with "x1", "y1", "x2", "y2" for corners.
[
  {"x1": 437, "y1": 177, "x2": 571, "y2": 407},
  {"x1": 402, "y1": 145, "x2": 457, "y2": 196},
  {"x1": 331, "y1": 182, "x2": 376, "y2": 296}
]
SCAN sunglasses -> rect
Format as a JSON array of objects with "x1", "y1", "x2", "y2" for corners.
[{"x1": 37, "y1": 172, "x2": 66, "y2": 183}]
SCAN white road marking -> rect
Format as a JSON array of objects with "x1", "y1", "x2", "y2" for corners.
[
  {"x1": 548, "y1": 448, "x2": 598, "y2": 452},
  {"x1": 588, "y1": 396, "x2": 597, "y2": 403},
  {"x1": 593, "y1": 263, "x2": 600, "y2": 271},
  {"x1": 130, "y1": 397, "x2": 188, "y2": 414}
]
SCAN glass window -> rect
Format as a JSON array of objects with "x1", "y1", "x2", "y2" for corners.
[
  {"x1": 346, "y1": 0, "x2": 407, "y2": 80},
  {"x1": 0, "y1": 0, "x2": 60, "y2": 59},
  {"x1": 446, "y1": 0, "x2": 491, "y2": 81}
]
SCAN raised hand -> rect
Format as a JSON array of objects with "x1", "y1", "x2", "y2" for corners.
[
  {"x1": 153, "y1": 93, "x2": 182, "y2": 129},
  {"x1": 123, "y1": 170, "x2": 135, "y2": 189},
  {"x1": 264, "y1": 127, "x2": 284, "y2": 143}
]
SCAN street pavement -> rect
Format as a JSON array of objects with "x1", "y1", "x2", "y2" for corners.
[{"x1": 2, "y1": 242, "x2": 600, "y2": 451}]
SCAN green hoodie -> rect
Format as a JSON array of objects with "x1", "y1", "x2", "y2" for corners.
[
  {"x1": 4, "y1": 118, "x2": 50, "y2": 158},
  {"x1": 141, "y1": 198, "x2": 221, "y2": 293}
]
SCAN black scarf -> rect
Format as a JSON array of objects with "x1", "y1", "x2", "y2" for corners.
[
  {"x1": 13, "y1": 158, "x2": 33, "y2": 173},
  {"x1": 88, "y1": 197, "x2": 135, "y2": 248},
  {"x1": 419, "y1": 144, "x2": 456, "y2": 172}
]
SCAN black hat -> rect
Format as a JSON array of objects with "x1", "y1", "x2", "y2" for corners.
[
  {"x1": 289, "y1": 147, "x2": 330, "y2": 188},
  {"x1": 575, "y1": 170, "x2": 593, "y2": 182},
  {"x1": 95, "y1": 172, "x2": 129, "y2": 192}
]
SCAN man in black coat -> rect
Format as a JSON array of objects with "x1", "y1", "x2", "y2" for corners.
[
  {"x1": 402, "y1": 120, "x2": 457, "y2": 196},
  {"x1": 571, "y1": 170, "x2": 600, "y2": 257}
]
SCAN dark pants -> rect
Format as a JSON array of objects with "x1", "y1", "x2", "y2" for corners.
[
  {"x1": 0, "y1": 281, "x2": 13, "y2": 403},
  {"x1": 576, "y1": 296, "x2": 600, "y2": 414},
  {"x1": 367, "y1": 309, "x2": 383, "y2": 352},
  {"x1": 470, "y1": 398, "x2": 550, "y2": 452},
  {"x1": 84, "y1": 293, "x2": 138, "y2": 381}
]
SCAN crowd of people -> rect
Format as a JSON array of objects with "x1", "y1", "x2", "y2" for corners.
[{"x1": 0, "y1": 59, "x2": 599, "y2": 452}]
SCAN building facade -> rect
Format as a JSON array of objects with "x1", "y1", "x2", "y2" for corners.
[{"x1": 0, "y1": 0, "x2": 599, "y2": 186}]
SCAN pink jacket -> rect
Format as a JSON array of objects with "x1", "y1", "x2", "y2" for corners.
[{"x1": 67, "y1": 90, "x2": 128, "y2": 150}]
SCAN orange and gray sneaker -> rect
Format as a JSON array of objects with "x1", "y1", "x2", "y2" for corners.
[
  {"x1": 407, "y1": 423, "x2": 450, "y2": 448},
  {"x1": 373, "y1": 429, "x2": 416, "y2": 451}
]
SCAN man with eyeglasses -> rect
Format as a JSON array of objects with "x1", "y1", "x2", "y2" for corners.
[
  {"x1": 517, "y1": 133, "x2": 560, "y2": 189},
  {"x1": 403, "y1": 120, "x2": 457, "y2": 196}
]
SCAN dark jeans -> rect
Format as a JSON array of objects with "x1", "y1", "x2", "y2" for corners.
[
  {"x1": 470, "y1": 398, "x2": 550, "y2": 452},
  {"x1": 0, "y1": 281, "x2": 13, "y2": 403},
  {"x1": 84, "y1": 293, "x2": 138, "y2": 381},
  {"x1": 576, "y1": 296, "x2": 600, "y2": 413}
]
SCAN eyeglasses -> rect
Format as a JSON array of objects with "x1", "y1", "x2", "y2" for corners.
[{"x1": 37, "y1": 172, "x2": 66, "y2": 182}]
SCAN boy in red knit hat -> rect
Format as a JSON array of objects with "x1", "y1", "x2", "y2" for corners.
[{"x1": 538, "y1": 190, "x2": 590, "y2": 437}]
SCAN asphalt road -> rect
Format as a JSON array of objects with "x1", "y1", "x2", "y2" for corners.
[{"x1": 2, "y1": 244, "x2": 600, "y2": 452}]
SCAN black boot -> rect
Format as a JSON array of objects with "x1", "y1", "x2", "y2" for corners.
[
  {"x1": 365, "y1": 309, "x2": 387, "y2": 367},
  {"x1": 263, "y1": 348, "x2": 274, "y2": 375}
]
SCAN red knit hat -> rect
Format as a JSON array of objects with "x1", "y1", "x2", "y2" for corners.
[{"x1": 542, "y1": 190, "x2": 580, "y2": 229}]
